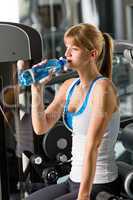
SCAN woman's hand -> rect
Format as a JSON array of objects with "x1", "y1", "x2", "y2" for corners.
[
  {"x1": 77, "y1": 193, "x2": 90, "y2": 200},
  {"x1": 17, "y1": 59, "x2": 30, "y2": 71},
  {"x1": 76, "y1": 198, "x2": 90, "y2": 200}
]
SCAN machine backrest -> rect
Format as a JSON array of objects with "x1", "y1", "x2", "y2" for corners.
[{"x1": 0, "y1": 22, "x2": 43, "y2": 64}]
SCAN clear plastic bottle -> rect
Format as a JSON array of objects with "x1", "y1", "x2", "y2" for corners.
[{"x1": 18, "y1": 57, "x2": 67, "y2": 87}]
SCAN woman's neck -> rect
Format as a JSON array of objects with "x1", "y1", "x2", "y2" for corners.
[{"x1": 78, "y1": 66, "x2": 101, "y2": 89}]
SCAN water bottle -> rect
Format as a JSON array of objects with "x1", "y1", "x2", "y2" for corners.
[{"x1": 18, "y1": 57, "x2": 67, "y2": 86}]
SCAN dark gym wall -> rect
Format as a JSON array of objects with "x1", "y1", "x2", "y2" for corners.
[{"x1": 96, "y1": 0, "x2": 115, "y2": 37}]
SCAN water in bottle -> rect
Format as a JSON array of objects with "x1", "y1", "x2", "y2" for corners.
[{"x1": 18, "y1": 57, "x2": 67, "y2": 86}]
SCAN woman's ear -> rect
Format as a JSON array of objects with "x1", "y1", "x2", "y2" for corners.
[{"x1": 90, "y1": 49, "x2": 98, "y2": 59}]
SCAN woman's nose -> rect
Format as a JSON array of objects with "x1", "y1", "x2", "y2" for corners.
[
  {"x1": 64, "y1": 51, "x2": 67, "y2": 58},
  {"x1": 65, "y1": 48, "x2": 71, "y2": 57}
]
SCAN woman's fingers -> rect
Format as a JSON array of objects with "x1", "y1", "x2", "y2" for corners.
[
  {"x1": 17, "y1": 60, "x2": 26, "y2": 71},
  {"x1": 32, "y1": 59, "x2": 48, "y2": 68},
  {"x1": 38, "y1": 69, "x2": 54, "y2": 84}
]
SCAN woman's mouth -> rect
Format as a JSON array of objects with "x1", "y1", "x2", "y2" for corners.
[{"x1": 67, "y1": 59, "x2": 72, "y2": 64}]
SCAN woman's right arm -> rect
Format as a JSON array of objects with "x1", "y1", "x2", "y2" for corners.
[{"x1": 31, "y1": 79, "x2": 73, "y2": 135}]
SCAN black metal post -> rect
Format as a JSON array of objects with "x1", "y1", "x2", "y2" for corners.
[{"x1": 0, "y1": 79, "x2": 9, "y2": 200}]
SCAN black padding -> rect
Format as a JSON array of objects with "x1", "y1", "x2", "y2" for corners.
[
  {"x1": 117, "y1": 161, "x2": 133, "y2": 180},
  {"x1": 5, "y1": 22, "x2": 43, "y2": 64},
  {"x1": 120, "y1": 117, "x2": 133, "y2": 129},
  {"x1": 121, "y1": 123, "x2": 133, "y2": 152},
  {"x1": 0, "y1": 22, "x2": 43, "y2": 64},
  {"x1": 117, "y1": 161, "x2": 133, "y2": 199}
]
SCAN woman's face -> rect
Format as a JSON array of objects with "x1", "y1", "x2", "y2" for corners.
[{"x1": 64, "y1": 37, "x2": 90, "y2": 69}]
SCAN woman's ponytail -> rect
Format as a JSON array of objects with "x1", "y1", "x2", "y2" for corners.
[{"x1": 99, "y1": 32, "x2": 113, "y2": 79}]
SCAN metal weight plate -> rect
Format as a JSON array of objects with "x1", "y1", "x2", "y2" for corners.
[{"x1": 42, "y1": 122, "x2": 72, "y2": 160}]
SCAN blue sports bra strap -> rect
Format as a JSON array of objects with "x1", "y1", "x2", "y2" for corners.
[
  {"x1": 64, "y1": 78, "x2": 80, "y2": 111},
  {"x1": 74, "y1": 75, "x2": 104, "y2": 115},
  {"x1": 64, "y1": 75, "x2": 104, "y2": 113}
]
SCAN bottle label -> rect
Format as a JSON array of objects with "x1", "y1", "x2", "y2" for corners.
[{"x1": 26, "y1": 69, "x2": 36, "y2": 83}]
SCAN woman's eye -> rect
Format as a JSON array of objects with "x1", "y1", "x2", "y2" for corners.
[
  {"x1": 65, "y1": 46, "x2": 79, "y2": 51},
  {"x1": 72, "y1": 47, "x2": 78, "y2": 51}
]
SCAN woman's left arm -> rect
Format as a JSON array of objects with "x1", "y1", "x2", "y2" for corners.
[{"x1": 77, "y1": 80, "x2": 118, "y2": 200}]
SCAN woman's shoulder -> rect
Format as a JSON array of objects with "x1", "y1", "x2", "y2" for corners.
[
  {"x1": 61, "y1": 78, "x2": 79, "y2": 90},
  {"x1": 92, "y1": 78, "x2": 119, "y2": 110},
  {"x1": 91, "y1": 78, "x2": 118, "y2": 103},
  {"x1": 56, "y1": 78, "x2": 78, "y2": 98},
  {"x1": 94, "y1": 77, "x2": 116, "y2": 92},
  {"x1": 91, "y1": 78, "x2": 119, "y2": 113}
]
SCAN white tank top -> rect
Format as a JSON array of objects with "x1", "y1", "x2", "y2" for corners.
[{"x1": 63, "y1": 77, "x2": 120, "y2": 184}]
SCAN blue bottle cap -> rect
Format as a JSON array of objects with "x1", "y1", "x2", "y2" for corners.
[{"x1": 59, "y1": 57, "x2": 67, "y2": 66}]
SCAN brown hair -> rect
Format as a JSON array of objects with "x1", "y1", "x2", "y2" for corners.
[{"x1": 64, "y1": 23, "x2": 113, "y2": 79}]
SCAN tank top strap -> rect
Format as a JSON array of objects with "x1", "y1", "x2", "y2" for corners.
[
  {"x1": 86, "y1": 76, "x2": 108, "y2": 102},
  {"x1": 82, "y1": 76, "x2": 108, "y2": 110}
]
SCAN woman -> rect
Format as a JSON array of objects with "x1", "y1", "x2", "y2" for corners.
[{"x1": 29, "y1": 23, "x2": 121, "y2": 200}]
